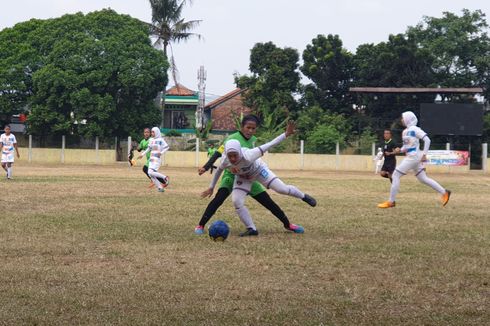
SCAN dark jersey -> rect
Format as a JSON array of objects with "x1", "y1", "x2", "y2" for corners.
[{"x1": 382, "y1": 139, "x2": 397, "y2": 165}]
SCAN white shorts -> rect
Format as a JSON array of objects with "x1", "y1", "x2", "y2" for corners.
[
  {"x1": 232, "y1": 166, "x2": 278, "y2": 194},
  {"x1": 1, "y1": 153, "x2": 14, "y2": 163},
  {"x1": 396, "y1": 155, "x2": 425, "y2": 175}
]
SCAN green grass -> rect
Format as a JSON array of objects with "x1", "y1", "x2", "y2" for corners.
[{"x1": 0, "y1": 164, "x2": 488, "y2": 325}]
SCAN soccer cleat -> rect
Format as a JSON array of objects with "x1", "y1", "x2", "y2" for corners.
[
  {"x1": 239, "y1": 228, "x2": 259, "y2": 237},
  {"x1": 158, "y1": 188, "x2": 165, "y2": 193},
  {"x1": 377, "y1": 201, "x2": 396, "y2": 208},
  {"x1": 302, "y1": 194, "x2": 317, "y2": 207},
  {"x1": 287, "y1": 223, "x2": 304, "y2": 234},
  {"x1": 162, "y1": 176, "x2": 170, "y2": 188},
  {"x1": 442, "y1": 190, "x2": 451, "y2": 207},
  {"x1": 194, "y1": 225, "x2": 205, "y2": 235}
]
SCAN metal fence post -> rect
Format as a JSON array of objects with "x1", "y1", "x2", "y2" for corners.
[
  {"x1": 482, "y1": 143, "x2": 488, "y2": 173},
  {"x1": 28, "y1": 135, "x2": 32, "y2": 163},
  {"x1": 61, "y1": 135, "x2": 65, "y2": 163},
  {"x1": 372, "y1": 142, "x2": 375, "y2": 157},
  {"x1": 95, "y1": 136, "x2": 99, "y2": 164},
  {"x1": 336, "y1": 141, "x2": 340, "y2": 170},
  {"x1": 446, "y1": 143, "x2": 450, "y2": 150},
  {"x1": 195, "y1": 138, "x2": 200, "y2": 167},
  {"x1": 300, "y1": 140, "x2": 304, "y2": 170}
]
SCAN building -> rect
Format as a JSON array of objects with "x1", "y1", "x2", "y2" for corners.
[
  {"x1": 162, "y1": 84, "x2": 199, "y2": 132},
  {"x1": 204, "y1": 88, "x2": 251, "y2": 132}
]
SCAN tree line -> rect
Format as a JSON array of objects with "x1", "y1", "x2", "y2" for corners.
[{"x1": 236, "y1": 9, "x2": 490, "y2": 153}]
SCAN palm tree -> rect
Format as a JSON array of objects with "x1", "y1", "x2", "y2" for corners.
[{"x1": 147, "y1": 0, "x2": 202, "y2": 127}]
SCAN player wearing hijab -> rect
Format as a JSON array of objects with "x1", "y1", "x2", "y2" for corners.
[
  {"x1": 195, "y1": 115, "x2": 305, "y2": 236},
  {"x1": 378, "y1": 111, "x2": 451, "y2": 208},
  {"x1": 138, "y1": 127, "x2": 170, "y2": 192},
  {"x1": 201, "y1": 121, "x2": 317, "y2": 236},
  {"x1": 134, "y1": 127, "x2": 166, "y2": 188},
  {"x1": 1, "y1": 125, "x2": 20, "y2": 180}
]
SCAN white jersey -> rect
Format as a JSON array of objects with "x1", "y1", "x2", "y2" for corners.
[
  {"x1": 147, "y1": 137, "x2": 169, "y2": 170},
  {"x1": 401, "y1": 125, "x2": 427, "y2": 158},
  {"x1": 210, "y1": 133, "x2": 287, "y2": 189},
  {"x1": 1, "y1": 133, "x2": 17, "y2": 163},
  {"x1": 220, "y1": 154, "x2": 268, "y2": 180}
]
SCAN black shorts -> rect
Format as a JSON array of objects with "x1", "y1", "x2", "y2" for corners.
[{"x1": 381, "y1": 161, "x2": 396, "y2": 173}]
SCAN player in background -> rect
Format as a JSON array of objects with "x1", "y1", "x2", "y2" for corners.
[
  {"x1": 138, "y1": 127, "x2": 169, "y2": 192},
  {"x1": 206, "y1": 143, "x2": 217, "y2": 174},
  {"x1": 1, "y1": 125, "x2": 20, "y2": 180},
  {"x1": 201, "y1": 120, "x2": 316, "y2": 236},
  {"x1": 195, "y1": 115, "x2": 305, "y2": 236},
  {"x1": 378, "y1": 111, "x2": 451, "y2": 208},
  {"x1": 133, "y1": 127, "x2": 166, "y2": 188},
  {"x1": 380, "y1": 129, "x2": 398, "y2": 182}
]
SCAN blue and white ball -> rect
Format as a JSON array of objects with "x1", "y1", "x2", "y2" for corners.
[{"x1": 209, "y1": 220, "x2": 230, "y2": 241}]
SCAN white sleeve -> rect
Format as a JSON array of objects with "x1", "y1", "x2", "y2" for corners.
[
  {"x1": 244, "y1": 133, "x2": 287, "y2": 162},
  {"x1": 160, "y1": 139, "x2": 169, "y2": 154},
  {"x1": 422, "y1": 135, "x2": 431, "y2": 155},
  {"x1": 415, "y1": 127, "x2": 427, "y2": 140},
  {"x1": 12, "y1": 135, "x2": 17, "y2": 144},
  {"x1": 209, "y1": 159, "x2": 230, "y2": 189}
]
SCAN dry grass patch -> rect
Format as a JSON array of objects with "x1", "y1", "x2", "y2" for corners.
[{"x1": 0, "y1": 163, "x2": 488, "y2": 325}]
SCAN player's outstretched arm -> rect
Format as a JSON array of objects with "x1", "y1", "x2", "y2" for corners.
[
  {"x1": 199, "y1": 151, "x2": 222, "y2": 175},
  {"x1": 245, "y1": 120, "x2": 296, "y2": 161}
]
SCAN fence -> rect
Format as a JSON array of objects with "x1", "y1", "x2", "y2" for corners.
[{"x1": 14, "y1": 135, "x2": 490, "y2": 174}]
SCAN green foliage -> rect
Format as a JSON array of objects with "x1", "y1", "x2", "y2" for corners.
[
  {"x1": 0, "y1": 9, "x2": 168, "y2": 138},
  {"x1": 165, "y1": 129, "x2": 182, "y2": 137},
  {"x1": 296, "y1": 106, "x2": 350, "y2": 154},
  {"x1": 195, "y1": 120, "x2": 213, "y2": 140},
  {"x1": 407, "y1": 9, "x2": 490, "y2": 99},
  {"x1": 483, "y1": 113, "x2": 490, "y2": 143},
  {"x1": 301, "y1": 34, "x2": 354, "y2": 113},
  {"x1": 235, "y1": 42, "x2": 300, "y2": 125},
  {"x1": 356, "y1": 127, "x2": 377, "y2": 155}
]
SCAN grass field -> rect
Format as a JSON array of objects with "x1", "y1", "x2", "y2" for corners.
[{"x1": 0, "y1": 163, "x2": 489, "y2": 325}]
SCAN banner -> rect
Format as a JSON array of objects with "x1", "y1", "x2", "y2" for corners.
[{"x1": 426, "y1": 150, "x2": 469, "y2": 166}]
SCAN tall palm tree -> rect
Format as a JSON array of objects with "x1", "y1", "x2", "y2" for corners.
[{"x1": 147, "y1": 0, "x2": 202, "y2": 127}]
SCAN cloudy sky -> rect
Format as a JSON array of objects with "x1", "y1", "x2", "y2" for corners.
[{"x1": 1, "y1": 0, "x2": 490, "y2": 96}]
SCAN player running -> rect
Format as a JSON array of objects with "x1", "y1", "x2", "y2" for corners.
[
  {"x1": 195, "y1": 115, "x2": 305, "y2": 236},
  {"x1": 378, "y1": 111, "x2": 451, "y2": 208},
  {"x1": 1, "y1": 125, "x2": 20, "y2": 180},
  {"x1": 133, "y1": 127, "x2": 166, "y2": 188},
  {"x1": 138, "y1": 127, "x2": 169, "y2": 192},
  {"x1": 380, "y1": 129, "x2": 398, "y2": 182},
  {"x1": 201, "y1": 120, "x2": 316, "y2": 236}
]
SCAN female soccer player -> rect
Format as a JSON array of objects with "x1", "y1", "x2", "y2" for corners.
[
  {"x1": 133, "y1": 127, "x2": 166, "y2": 188},
  {"x1": 377, "y1": 111, "x2": 451, "y2": 208},
  {"x1": 195, "y1": 115, "x2": 305, "y2": 236},
  {"x1": 138, "y1": 127, "x2": 169, "y2": 192},
  {"x1": 1, "y1": 125, "x2": 20, "y2": 180},
  {"x1": 379, "y1": 129, "x2": 398, "y2": 183},
  {"x1": 201, "y1": 121, "x2": 316, "y2": 236}
]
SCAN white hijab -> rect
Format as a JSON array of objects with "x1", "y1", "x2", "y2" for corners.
[
  {"x1": 402, "y1": 111, "x2": 418, "y2": 128},
  {"x1": 151, "y1": 127, "x2": 161, "y2": 139},
  {"x1": 224, "y1": 139, "x2": 243, "y2": 160}
]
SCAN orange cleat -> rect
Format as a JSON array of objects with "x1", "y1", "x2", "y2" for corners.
[
  {"x1": 377, "y1": 201, "x2": 396, "y2": 208},
  {"x1": 441, "y1": 190, "x2": 451, "y2": 207}
]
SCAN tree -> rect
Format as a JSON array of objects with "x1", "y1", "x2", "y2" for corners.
[
  {"x1": 296, "y1": 106, "x2": 350, "y2": 154},
  {"x1": 0, "y1": 9, "x2": 168, "y2": 138},
  {"x1": 147, "y1": 0, "x2": 201, "y2": 127},
  {"x1": 352, "y1": 33, "x2": 436, "y2": 129},
  {"x1": 236, "y1": 42, "x2": 301, "y2": 125},
  {"x1": 407, "y1": 9, "x2": 490, "y2": 100},
  {"x1": 301, "y1": 34, "x2": 354, "y2": 114}
]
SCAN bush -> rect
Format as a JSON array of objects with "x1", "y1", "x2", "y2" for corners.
[{"x1": 165, "y1": 129, "x2": 182, "y2": 137}]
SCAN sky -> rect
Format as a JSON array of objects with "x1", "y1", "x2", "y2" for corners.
[{"x1": 1, "y1": 0, "x2": 490, "y2": 97}]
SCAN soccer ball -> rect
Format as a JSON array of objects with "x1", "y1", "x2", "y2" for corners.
[{"x1": 209, "y1": 220, "x2": 230, "y2": 241}]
